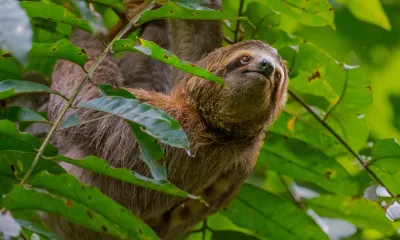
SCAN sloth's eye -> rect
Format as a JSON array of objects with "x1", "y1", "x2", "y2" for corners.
[
  {"x1": 240, "y1": 56, "x2": 251, "y2": 65},
  {"x1": 275, "y1": 71, "x2": 281, "y2": 80}
]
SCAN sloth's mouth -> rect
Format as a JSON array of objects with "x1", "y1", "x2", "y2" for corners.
[{"x1": 242, "y1": 70, "x2": 273, "y2": 84}]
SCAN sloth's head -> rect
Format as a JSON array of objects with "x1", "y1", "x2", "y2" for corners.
[{"x1": 184, "y1": 40, "x2": 288, "y2": 141}]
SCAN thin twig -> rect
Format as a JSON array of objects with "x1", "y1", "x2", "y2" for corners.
[
  {"x1": 288, "y1": 90, "x2": 395, "y2": 197},
  {"x1": 19, "y1": 0, "x2": 156, "y2": 185},
  {"x1": 234, "y1": 0, "x2": 244, "y2": 42}
]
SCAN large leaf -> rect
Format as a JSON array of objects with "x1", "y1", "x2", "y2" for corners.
[
  {"x1": 0, "y1": 120, "x2": 57, "y2": 156},
  {"x1": 0, "y1": 150, "x2": 65, "y2": 180},
  {"x1": 336, "y1": 0, "x2": 391, "y2": 30},
  {"x1": 369, "y1": 139, "x2": 400, "y2": 196},
  {"x1": 31, "y1": 172, "x2": 158, "y2": 239},
  {"x1": 112, "y1": 38, "x2": 224, "y2": 85},
  {"x1": 263, "y1": 0, "x2": 334, "y2": 27},
  {"x1": 29, "y1": 40, "x2": 88, "y2": 67},
  {"x1": 259, "y1": 133, "x2": 359, "y2": 195},
  {"x1": 20, "y1": 2, "x2": 92, "y2": 33},
  {"x1": 3, "y1": 186, "x2": 132, "y2": 239},
  {"x1": 0, "y1": 107, "x2": 49, "y2": 124},
  {"x1": 54, "y1": 154, "x2": 203, "y2": 202},
  {"x1": 98, "y1": 85, "x2": 167, "y2": 181},
  {"x1": 78, "y1": 96, "x2": 190, "y2": 150},
  {"x1": 0, "y1": 80, "x2": 66, "y2": 101},
  {"x1": 138, "y1": 1, "x2": 247, "y2": 25},
  {"x1": 305, "y1": 195, "x2": 395, "y2": 236},
  {"x1": 0, "y1": 0, "x2": 32, "y2": 65},
  {"x1": 223, "y1": 184, "x2": 329, "y2": 240}
]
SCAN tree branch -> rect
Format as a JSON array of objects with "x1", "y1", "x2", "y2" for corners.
[{"x1": 288, "y1": 89, "x2": 394, "y2": 197}]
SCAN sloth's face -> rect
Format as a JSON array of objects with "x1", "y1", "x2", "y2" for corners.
[{"x1": 186, "y1": 40, "x2": 288, "y2": 131}]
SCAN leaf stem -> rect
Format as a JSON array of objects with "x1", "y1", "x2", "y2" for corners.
[
  {"x1": 288, "y1": 90, "x2": 395, "y2": 197},
  {"x1": 19, "y1": 1, "x2": 156, "y2": 185}
]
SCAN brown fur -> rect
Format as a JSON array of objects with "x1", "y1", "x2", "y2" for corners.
[{"x1": 46, "y1": 1, "x2": 288, "y2": 239}]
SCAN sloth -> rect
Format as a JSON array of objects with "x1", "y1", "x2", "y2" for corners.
[{"x1": 46, "y1": 2, "x2": 288, "y2": 239}]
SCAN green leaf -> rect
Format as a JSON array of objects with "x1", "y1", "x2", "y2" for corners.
[
  {"x1": 305, "y1": 195, "x2": 395, "y2": 235},
  {"x1": 70, "y1": 1, "x2": 107, "y2": 35},
  {"x1": 59, "y1": 112, "x2": 81, "y2": 129},
  {"x1": 369, "y1": 139, "x2": 400, "y2": 196},
  {"x1": 31, "y1": 172, "x2": 158, "y2": 239},
  {"x1": 0, "y1": 80, "x2": 66, "y2": 101},
  {"x1": 0, "y1": 150, "x2": 65, "y2": 180},
  {"x1": 78, "y1": 96, "x2": 190, "y2": 150},
  {"x1": 90, "y1": 0, "x2": 125, "y2": 13},
  {"x1": 0, "y1": 176, "x2": 17, "y2": 206},
  {"x1": 3, "y1": 185, "x2": 131, "y2": 239},
  {"x1": 12, "y1": 211, "x2": 58, "y2": 240},
  {"x1": 128, "y1": 122, "x2": 167, "y2": 180},
  {"x1": 0, "y1": 107, "x2": 50, "y2": 124},
  {"x1": 138, "y1": 1, "x2": 247, "y2": 25},
  {"x1": 112, "y1": 38, "x2": 224, "y2": 85},
  {"x1": 212, "y1": 231, "x2": 259, "y2": 240},
  {"x1": 54, "y1": 154, "x2": 203, "y2": 202},
  {"x1": 223, "y1": 184, "x2": 329, "y2": 240},
  {"x1": 269, "y1": 111, "x2": 340, "y2": 152},
  {"x1": 29, "y1": 40, "x2": 88, "y2": 67},
  {"x1": 20, "y1": 2, "x2": 92, "y2": 33},
  {"x1": 0, "y1": 58, "x2": 22, "y2": 81},
  {"x1": 0, "y1": 120, "x2": 57, "y2": 156},
  {"x1": 0, "y1": 0, "x2": 32, "y2": 66},
  {"x1": 336, "y1": 0, "x2": 391, "y2": 30},
  {"x1": 99, "y1": 84, "x2": 137, "y2": 99},
  {"x1": 264, "y1": 0, "x2": 334, "y2": 27},
  {"x1": 259, "y1": 133, "x2": 359, "y2": 195},
  {"x1": 98, "y1": 85, "x2": 167, "y2": 181}
]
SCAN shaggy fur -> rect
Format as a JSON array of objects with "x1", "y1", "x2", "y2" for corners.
[{"x1": 46, "y1": 1, "x2": 288, "y2": 239}]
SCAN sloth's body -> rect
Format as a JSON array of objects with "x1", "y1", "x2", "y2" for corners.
[{"x1": 47, "y1": 6, "x2": 288, "y2": 239}]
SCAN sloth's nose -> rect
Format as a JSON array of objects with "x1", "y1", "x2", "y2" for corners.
[{"x1": 259, "y1": 58, "x2": 275, "y2": 77}]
